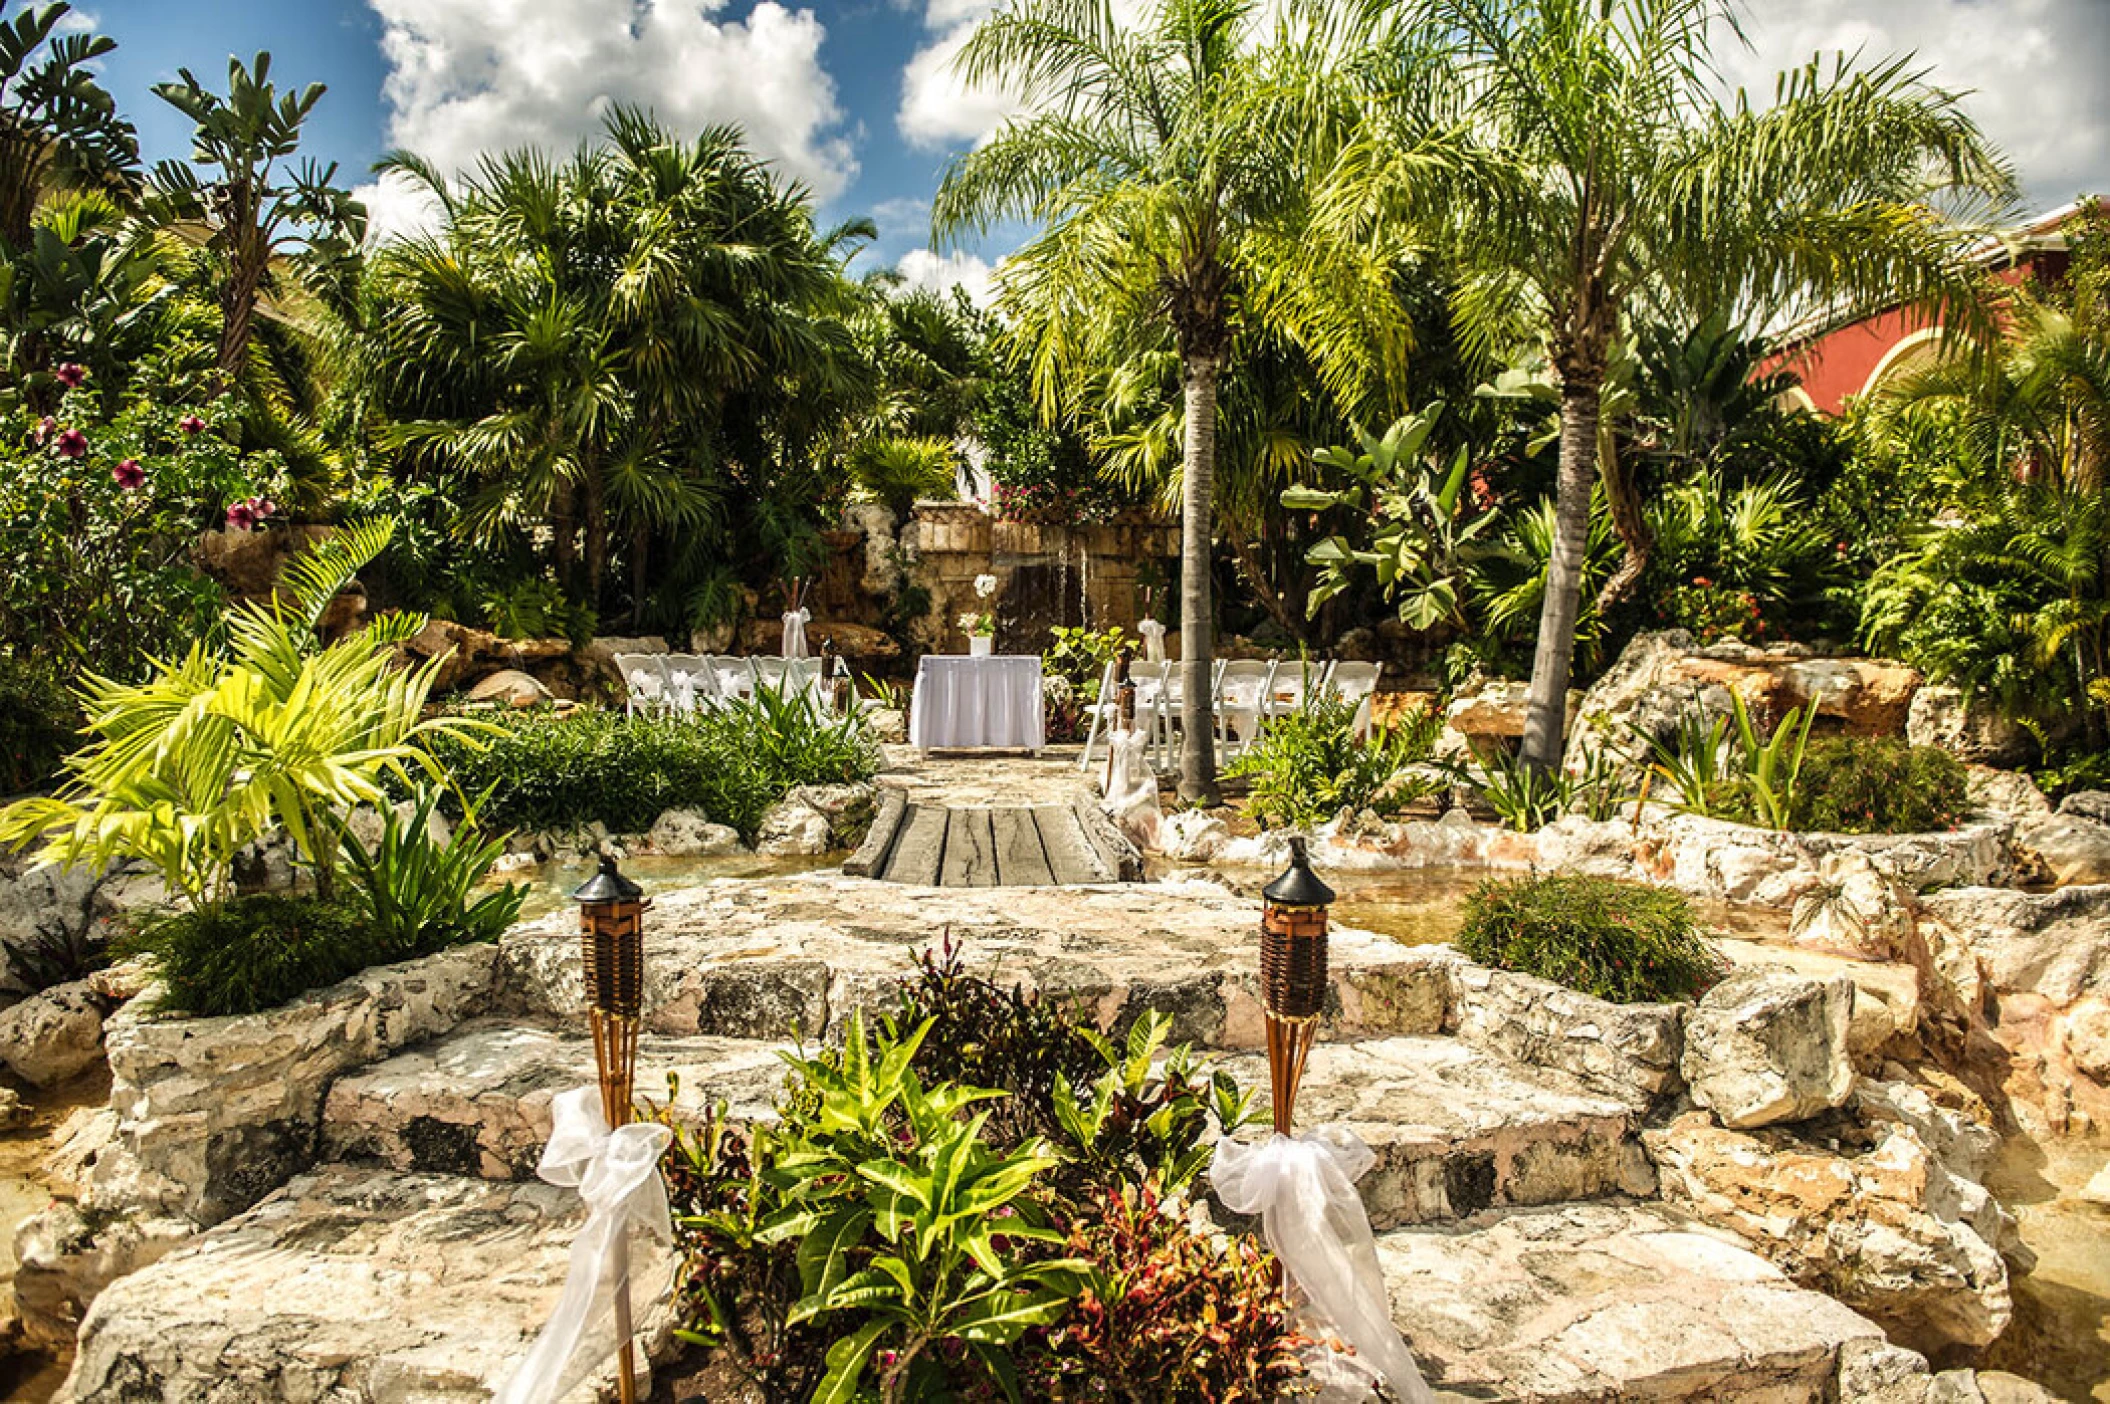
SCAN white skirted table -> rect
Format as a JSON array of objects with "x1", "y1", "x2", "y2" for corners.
[{"x1": 909, "y1": 654, "x2": 1045, "y2": 753}]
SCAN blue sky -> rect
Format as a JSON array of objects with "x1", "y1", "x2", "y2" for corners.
[{"x1": 74, "y1": 0, "x2": 2110, "y2": 301}]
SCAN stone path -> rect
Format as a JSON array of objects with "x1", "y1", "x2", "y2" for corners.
[{"x1": 55, "y1": 868, "x2": 1905, "y2": 1403}]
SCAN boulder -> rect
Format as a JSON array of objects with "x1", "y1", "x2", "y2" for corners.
[
  {"x1": 2060, "y1": 997, "x2": 2110, "y2": 1082},
  {"x1": 1156, "y1": 809, "x2": 1230, "y2": 862},
  {"x1": 2060, "y1": 789, "x2": 2110, "y2": 825},
  {"x1": 645, "y1": 808, "x2": 744, "y2": 857},
  {"x1": 1909, "y1": 685, "x2": 2038, "y2": 767},
  {"x1": 11, "y1": 1202, "x2": 193, "y2": 1352},
  {"x1": 1447, "y1": 963, "x2": 1686, "y2": 1109},
  {"x1": 2081, "y1": 1161, "x2": 2110, "y2": 1207},
  {"x1": 577, "y1": 634, "x2": 669, "y2": 691},
  {"x1": 754, "y1": 796, "x2": 834, "y2": 856},
  {"x1": 2012, "y1": 811, "x2": 2110, "y2": 887},
  {"x1": 0, "y1": 978, "x2": 109, "y2": 1086},
  {"x1": 1789, "y1": 850, "x2": 1918, "y2": 961},
  {"x1": 1645, "y1": 1107, "x2": 2014, "y2": 1354},
  {"x1": 1781, "y1": 656, "x2": 1923, "y2": 735},
  {"x1": 87, "y1": 944, "x2": 498, "y2": 1226},
  {"x1": 0, "y1": 1084, "x2": 24, "y2": 1129},
  {"x1": 807, "y1": 621, "x2": 902, "y2": 665},
  {"x1": 1443, "y1": 678, "x2": 1551, "y2": 744},
  {"x1": 1916, "y1": 885, "x2": 2110, "y2": 1009},
  {"x1": 1682, "y1": 969, "x2": 1855, "y2": 1129},
  {"x1": 464, "y1": 668, "x2": 551, "y2": 708},
  {"x1": 865, "y1": 706, "x2": 908, "y2": 744},
  {"x1": 400, "y1": 619, "x2": 570, "y2": 693}
]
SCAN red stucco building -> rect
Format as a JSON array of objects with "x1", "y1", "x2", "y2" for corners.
[{"x1": 1765, "y1": 203, "x2": 2083, "y2": 414}]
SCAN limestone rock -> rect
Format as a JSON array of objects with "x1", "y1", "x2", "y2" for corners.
[
  {"x1": 0, "y1": 1084, "x2": 24, "y2": 1128},
  {"x1": 2012, "y1": 811, "x2": 2110, "y2": 887},
  {"x1": 1448, "y1": 963, "x2": 1686, "y2": 1109},
  {"x1": 1967, "y1": 766, "x2": 2053, "y2": 822},
  {"x1": 1782, "y1": 656, "x2": 1923, "y2": 735},
  {"x1": 865, "y1": 706, "x2": 908, "y2": 744},
  {"x1": 60, "y1": 1167, "x2": 676, "y2": 1404},
  {"x1": 1645, "y1": 1108, "x2": 2014, "y2": 1354},
  {"x1": 645, "y1": 808, "x2": 744, "y2": 857},
  {"x1": 577, "y1": 634, "x2": 669, "y2": 691},
  {"x1": 12, "y1": 1202, "x2": 193, "y2": 1352},
  {"x1": 1790, "y1": 850, "x2": 1916, "y2": 961},
  {"x1": 0, "y1": 979, "x2": 109, "y2": 1087},
  {"x1": 464, "y1": 667, "x2": 552, "y2": 707},
  {"x1": 2081, "y1": 1161, "x2": 2110, "y2": 1207},
  {"x1": 84, "y1": 956, "x2": 153, "y2": 1004},
  {"x1": 1378, "y1": 1198, "x2": 1884, "y2": 1401},
  {"x1": 806, "y1": 620, "x2": 902, "y2": 665},
  {"x1": 2060, "y1": 997, "x2": 2110, "y2": 1081},
  {"x1": 754, "y1": 782, "x2": 876, "y2": 856},
  {"x1": 1683, "y1": 969, "x2": 1854, "y2": 1128},
  {"x1": 1909, "y1": 685, "x2": 2037, "y2": 767},
  {"x1": 1916, "y1": 885, "x2": 2110, "y2": 1008},
  {"x1": 89, "y1": 943, "x2": 498, "y2": 1226},
  {"x1": 1156, "y1": 808, "x2": 1230, "y2": 862},
  {"x1": 2060, "y1": 789, "x2": 2110, "y2": 825}
]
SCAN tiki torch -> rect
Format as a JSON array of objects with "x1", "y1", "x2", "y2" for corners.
[
  {"x1": 1260, "y1": 836, "x2": 1334, "y2": 1135},
  {"x1": 571, "y1": 855, "x2": 650, "y2": 1404}
]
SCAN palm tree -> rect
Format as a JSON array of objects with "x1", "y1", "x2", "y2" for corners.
[
  {"x1": 933, "y1": 0, "x2": 1416, "y2": 802},
  {"x1": 149, "y1": 53, "x2": 364, "y2": 385},
  {"x1": 364, "y1": 110, "x2": 863, "y2": 623},
  {"x1": 0, "y1": 1, "x2": 137, "y2": 254},
  {"x1": 1323, "y1": 0, "x2": 2012, "y2": 768}
]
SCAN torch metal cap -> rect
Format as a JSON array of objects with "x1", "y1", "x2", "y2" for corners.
[
  {"x1": 1262, "y1": 835, "x2": 1334, "y2": 907},
  {"x1": 571, "y1": 854, "x2": 643, "y2": 904}
]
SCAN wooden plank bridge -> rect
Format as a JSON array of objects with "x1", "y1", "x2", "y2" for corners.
[{"x1": 845, "y1": 791, "x2": 1143, "y2": 887}]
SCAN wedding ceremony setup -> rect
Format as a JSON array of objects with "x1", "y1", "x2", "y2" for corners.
[{"x1": 0, "y1": 0, "x2": 2106, "y2": 1400}]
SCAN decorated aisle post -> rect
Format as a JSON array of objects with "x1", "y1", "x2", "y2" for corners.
[
  {"x1": 1260, "y1": 836, "x2": 1332, "y2": 1134},
  {"x1": 572, "y1": 856, "x2": 649, "y2": 1404}
]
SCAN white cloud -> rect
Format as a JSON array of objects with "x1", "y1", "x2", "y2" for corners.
[
  {"x1": 897, "y1": 9, "x2": 1021, "y2": 149},
  {"x1": 364, "y1": 0, "x2": 857, "y2": 228},
  {"x1": 895, "y1": 246, "x2": 993, "y2": 304},
  {"x1": 353, "y1": 170, "x2": 447, "y2": 245},
  {"x1": 1717, "y1": 0, "x2": 2110, "y2": 213}
]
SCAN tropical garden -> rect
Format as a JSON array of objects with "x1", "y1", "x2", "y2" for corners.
[{"x1": 0, "y1": 0, "x2": 2105, "y2": 1397}]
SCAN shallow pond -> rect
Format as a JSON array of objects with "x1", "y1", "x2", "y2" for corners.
[
  {"x1": 0, "y1": 1068, "x2": 112, "y2": 1401},
  {"x1": 508, "y1": 851, "x2": 840, "y2": 923},
  {"x1": 1984, "y1": 1135, "x2": 2110, "y2": 1400}
]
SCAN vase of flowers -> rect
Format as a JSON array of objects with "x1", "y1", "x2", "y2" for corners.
[{"x1": 961, "y1": 573, "x2": 998, "y2": 655}]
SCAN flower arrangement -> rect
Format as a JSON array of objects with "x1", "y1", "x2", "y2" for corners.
[{"x1": 960, "y1": 572, "x2": 998, "y2": 639}]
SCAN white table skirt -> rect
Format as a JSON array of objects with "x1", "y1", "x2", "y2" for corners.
[{"x1": 910, "y1": 655, "x2": 1046, "y2": 751}]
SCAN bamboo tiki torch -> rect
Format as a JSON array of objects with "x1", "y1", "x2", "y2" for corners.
[
  {"x1": 1259, "y1": 836, "x2": 1335, "y2": 1135},
  {"x1": 571, "y1": 855, "x2": 650, "y2": 1404}
]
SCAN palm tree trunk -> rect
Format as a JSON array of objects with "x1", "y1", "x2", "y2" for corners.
[
  {"x1": 1179, "y1": 355, "x2": 1221, "y2": 804},
  {"x1": 1519, "y1": 374, "x2": 1601, "y2": 770},
  {"x1": 217, "y1": 240, "x2": 267, "y2": 388},
  {"x1": 583, "y1": 470, "x2": 609, "y2": 613},
  {"x1": 1596, "y1": 427, "x2": 1651, "y2": 607}
]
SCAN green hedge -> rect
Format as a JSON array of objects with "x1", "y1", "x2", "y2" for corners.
[
  {"x1": 1781, "y1": 735, "x2": 1969, "y2": 835},
  {"x1": 1456, "y1": 874, "x2": 1725, "y2": 1004},
  {"x1": 421, "y1": 694, "x2": 876, "y2": 840}
]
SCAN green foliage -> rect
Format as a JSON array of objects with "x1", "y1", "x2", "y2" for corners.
[
  {"x1": 1770, "y1": 737, "x2": 1969, "y2": 836},
  {"x1": 1043, "y1": 625, "x2": 1132, "y2": 701},
  {"x1": 659, "y1": 955, "x2": 1292, "y2": 1404},
  {"x1": 0, "y1": 653, "x2": 75, "y2": 793},
  {"x1": 1637, "y1": 691, "x2": 1816, "y2": 831},
  {"x1": 1227, "y1": 694, "x2": 1444, "y2": 829},
  {"x1": 1457, "y1": 874, "x2": 1725, "y2": 1005},
  {"x1": 848, "y1": 435, "x2": 956, "y2": 521},
  {"x1": 1469, "y1": 743, "x2": 1623, "y2": 832},
  {"x1": 422, "y1": 692, "x2": 875, "y2": 841},
  {"x1": 338, "y1": 785, "x2": 525, "y2": 953},
  {"x1": 123, "y1": 893, "x2": 381, "y2": 1017},
  {"x1": 1646, "y1": 469, "x2": 1841, "y2": 641},
  {"x1": 1469, "y1": 488, "x2": 1619, "y2": 674},
  {"x1": 0, "y1": 3, "x2": 139, "y2": 256},
  {"x1": 1288, "y1": 409, "x2": 1498, "y2": 632}
]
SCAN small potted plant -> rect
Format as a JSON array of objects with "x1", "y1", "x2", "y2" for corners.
[{"x1": 961, "y1": 573, "x2": 998, "y2": 655}]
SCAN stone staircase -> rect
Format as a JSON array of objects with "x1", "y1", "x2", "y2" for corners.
[{"x1": 53, "y1": 872, "x2": 1894, "y2": 1403}]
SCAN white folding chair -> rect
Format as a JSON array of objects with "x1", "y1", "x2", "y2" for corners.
[
  {"x1": 1322, "y1": 660, "x2": 1382, "y2": 738},
  {"x1": 662, "y1": 653, "x2": 716, "y2": 715},
  {"x1": 710, "y1": 655, "x2": 755, "y2": 703},
  {"x1": 1214, "y1": 658, "x2": 1279, "y2": 759},
  {"x1": 615, "y1": 653, "x2": 669, "y2": 716},
  {"x1": 1263, "y1": 656, "x2": 1333, "y2": 725}
]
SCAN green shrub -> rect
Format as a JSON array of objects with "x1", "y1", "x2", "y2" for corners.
[
  {"x1": 0, "y1": 654, "x2": 76, "y2": 794},
  {"x1": 1774, "y1": 736, "x2": 1969, "y2": 835},
  {"x1": 421, "y1": 690, "x2": 877, "y2": 840},
  {"x1": 339, "y1": 786, "x2": 526, "y2": 952},
  {"x1": 123, "y1": 895, "x2": 386, "y2": 1017},
  {"x1": 1456, "y1": 874, "x2": 1725, "y2": 1004},
  {"x1": 1227, "y1": 694, "x2": 1442, "y2": 829}
]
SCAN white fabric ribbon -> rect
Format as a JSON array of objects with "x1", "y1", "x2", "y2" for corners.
[
  {"x1": 1212, "y1": 1127, "x2": 1435, "y2": 1404},
  {"x1": 669, "y1": 669, "x2": 696, "y2": 714},
  {"x1": 1101, "y1": 726, "x2": 1160, "y2": 851},
  {"x1": 1138, "y1": 618, "x2": 1167, "y2": 663},
  {"x1": 782, "y1": 608, "x2": 811, "y2": 659},
  {"x1": 496, "y1": 1086, "x2": 675, "y2": 1404}
]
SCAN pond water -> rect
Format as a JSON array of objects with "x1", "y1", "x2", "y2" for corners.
[
  {"x1": 508, "y1": 851, "x2": 840, "y2": 923},
  {"x1": 0, "y1": 1068, "x2": 111, "y2": 1401},
  {"x1": 1984, "y1": 1136, "x2": 2110, "y2": 1401}
]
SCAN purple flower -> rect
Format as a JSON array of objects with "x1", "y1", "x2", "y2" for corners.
[
  {"x1": 178, "y1": 414, "x2": 205, "y2": 436},
  {"x1": 56, "y1": 427, "x2": 87, "y2": 458},
  {"x1": 112, "y1": 458, "x2": 144, "y2": 490},
  {"x1": 54, "y1": 362, "x2": 86, "y2": 388},
  {"x1": 225, "y1": 502, "x2": 259, "y2": 532}
]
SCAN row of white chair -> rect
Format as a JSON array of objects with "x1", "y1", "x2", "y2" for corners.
[
  {"x1": 1078, "y1": 657, "x2": 1381, "y2": 771},
  {"x1": 613, "y1": 653, "x2": 828, "y2": 716}
]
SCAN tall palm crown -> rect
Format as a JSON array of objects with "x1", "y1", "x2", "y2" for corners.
[
  {"x1": 363, "y1": 110, "x2": 864, "y2": 623},
  {"x1": 0, "y1": 2, "x2": 138, "y2": 254},
  {"x1": 934, "y1": 0, "x2": 1415, "y2": 801},
  {"x1": 1326, "y1": 0, "x2": 2013, "y2": 766}
]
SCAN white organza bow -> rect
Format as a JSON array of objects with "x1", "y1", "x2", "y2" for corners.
[
  {"x1": 496, "y1": 1086, "x2": 675, "y2": 1404},
  {"x1": 1212, "y1": 1126, "x2": 1435, "y2": 1404},
  {"x1": 782, "y1": 608, "x2": 811, "y2": 659},
  {"x1": 1137, "y1": 618, "x2": 1167, "y2": 663}
]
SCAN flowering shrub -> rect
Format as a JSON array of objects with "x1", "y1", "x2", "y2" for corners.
[
  {"x1": 0, "y1": 382, "x2": 282, "y2": 678},
  {"x1": 1661, "y1": 577, "x2": 1769, "y2": 642},
  {"x1": 989, "y1": 478, "x2": 1125, "y2": 525}
]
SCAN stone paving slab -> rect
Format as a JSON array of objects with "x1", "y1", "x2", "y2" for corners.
[
  {"x1": 1380, "y1": 1199, "x2": 1885, "y2": 1402},
  {"x1": 61, "y1": 1166, "x2": 674, "y2": 1404},
  {"x1": 496, "y1": 871, "x2": 1455, "y2": 1049},
  {"x1": 1219, "y1": 1037, "x2": 1653, "y2": 1229},
  {"x1": 323, "y1": 1020, "x2": 790, "y2": 1179}
]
